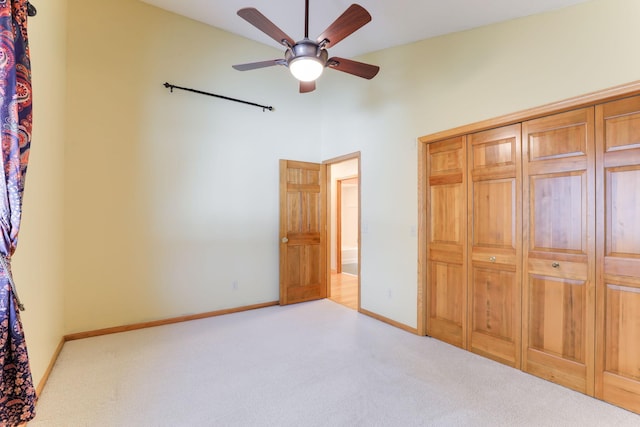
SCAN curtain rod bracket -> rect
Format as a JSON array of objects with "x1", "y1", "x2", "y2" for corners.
[{"x1": 163, "y1": 82, "x2": 274, "y2": 112}]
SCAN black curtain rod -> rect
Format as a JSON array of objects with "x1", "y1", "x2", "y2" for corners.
[{"x1": 163, "y1": 82, "x2": 274, "y2": 112}]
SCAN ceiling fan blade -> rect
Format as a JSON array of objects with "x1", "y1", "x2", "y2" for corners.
[
  {"x1": 316, "y1": 4, "x2": 372, "y2": 49},
  {"x1": 328, "y1": 57, "x2": 379, "y2": 79},
  {"x1": 238, "y1": 8, "x2": 295, "y2": 47},
  {"x1": 300, "y1": 80, "x2": 316, "y2": 93},
  {"x1": 232, "y1": 59, "x2": 285, "y2": 71}
]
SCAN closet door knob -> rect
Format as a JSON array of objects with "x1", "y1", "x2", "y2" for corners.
[
  {"x1": 281, "y1": 237, "x2": 289, "y2": 243},
  {"x1": 552, "y1": 262, "x2": 560, "y2": 268},
  {"x1": 489, "y1": 256, "x2": 496, "y2": 263}
]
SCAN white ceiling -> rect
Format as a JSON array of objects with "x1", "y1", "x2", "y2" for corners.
[{"x1": 140, "y1": 0, "x2": 590, "y2": 58}]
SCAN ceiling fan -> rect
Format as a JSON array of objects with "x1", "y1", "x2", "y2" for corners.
[{"x1": 232, "y1": 0, "x2": 380, "y2": 93}]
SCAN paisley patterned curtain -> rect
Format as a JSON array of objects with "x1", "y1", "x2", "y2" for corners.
[{"x1": 0, "y1": 0, "x2": 36, "y2": 425}]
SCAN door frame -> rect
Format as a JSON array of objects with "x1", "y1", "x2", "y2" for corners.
[{"x1": 323, "y1": 152, "x2": 361, "y2": 309}]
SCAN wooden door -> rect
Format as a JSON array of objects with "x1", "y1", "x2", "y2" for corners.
[
  {"x1": 522, "y1": 108, "x2": 596, "y2": 395},
  {"x1": 595, "y1": 95, "x2": 640, "y2": 414},
  {"x1": 426, "y1": 136, "x2": 467, "y2": 348},
  {"x1": 279, "y1": 160, "x2": 327, "y2": 305},
  {"x1": 467, "y1": 124, "x2": 522, "y2": 367}
]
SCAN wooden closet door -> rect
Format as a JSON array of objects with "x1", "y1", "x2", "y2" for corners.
[
  {"x1": 426, "y1": 136, "x2": 467, "y2": 348},
  {"x1": 522, "y1": 107, "x2": 596, "y2": 395},
  {"x1": 595, "y1": 95, "x2": 640, "y2": 414},
  {"x1": 467, "y1": 124, "x2": 522, "y2": 367}
]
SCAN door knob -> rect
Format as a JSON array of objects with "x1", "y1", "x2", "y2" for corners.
[
  {"x1": 281, "y1": 237, "x2": 289, "y2": 243},
  {"x1": 489, "y1": 256, "x2": 496, "y2": 263},
  {"x1": 552, "y1": 262, "x2": 560, "y2": 268}
]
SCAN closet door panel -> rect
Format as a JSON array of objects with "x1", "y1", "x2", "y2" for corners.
[
  {"x1": 529, "y1": 173, "x2": 585, "y2": 253},
  {"x1": 596, "y1": 95, "x2": 640, "y2": 414},
  {"x1": 522, "y1": 107, "x2": 595, "y2": 395},
  {"x1": 607, "y1": 168, "x2": 640, "y2": 255},
  {"x1": 467, "y1": 124, "x2": 521, "y2": 367},
  {"x1": 472, "y1": 180, "x2": 515, "y2": 248},
  {"x1": 426, "y1": 136, "x2": 467, "y2": 348},
  {"x1": 528, "y1": 276, "x2": 586, "y2": 362},
  {"x1": 428, "y1": 261, "x2": 465, "y2": 340}
]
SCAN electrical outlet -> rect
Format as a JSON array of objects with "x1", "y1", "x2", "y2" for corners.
[
  {"x1": 387, "y1": 288, "x2": 392, "y2": 299},
  {"x1": 232, "y1": 280, "x2": 238, "y2": 291}
]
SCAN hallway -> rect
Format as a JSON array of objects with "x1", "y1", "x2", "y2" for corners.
[{"x1": 329, "y1": 272, "x2": 358, "y2": 310}]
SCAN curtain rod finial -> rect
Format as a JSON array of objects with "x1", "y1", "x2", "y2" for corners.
[{"x1": 27, "y1": 2, "x2": 37, "y2": 17}]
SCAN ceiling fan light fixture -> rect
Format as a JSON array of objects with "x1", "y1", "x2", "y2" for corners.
[{"x1": 289, "y1": 56, "x2": 324, "y2": 82}]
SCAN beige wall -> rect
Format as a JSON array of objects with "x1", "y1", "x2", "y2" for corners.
[
  {"x1": 13, "y1": 0, "x2": 68, "y2": 388},
  {"x1": 320, "y1": 0, "x2": 640, "y2": 327},
  {"x1": 63, "y1": 0, "x2": 322, "y2": 333},
  {"x1": 341, "y1": 185, "x2": 359, "y2": 254}
]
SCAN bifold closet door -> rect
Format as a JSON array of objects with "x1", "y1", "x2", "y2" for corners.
[
  {"x1": 426, "y1": 136, "x2": 467, "y2": 348},
  {"x1": 522, "y1": 107, "x2": 596, "y2": 395},
  {"x1": 467, "y1": 124, "x2": 522, "y2": 367},
  {"x1": 595, "y1": 95, "x2": 640, "y2": 413}
]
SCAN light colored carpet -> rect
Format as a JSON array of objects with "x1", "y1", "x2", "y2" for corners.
[{"x1": 31, "y1": 300, "x2": 639, "y2": 426}]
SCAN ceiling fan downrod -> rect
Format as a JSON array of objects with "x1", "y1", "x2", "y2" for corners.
[{"x1": 304, "y1": 0, "x2": 310, "y2": 39}]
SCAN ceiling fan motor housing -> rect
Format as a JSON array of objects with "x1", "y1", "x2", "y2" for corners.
[{"x1": 286, "y1": 39, "x2": 328, "y2": 68}]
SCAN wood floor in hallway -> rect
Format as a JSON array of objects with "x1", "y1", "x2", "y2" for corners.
[{"x1": 329, "y1": 272, "x2": 358, "y2": 310}]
